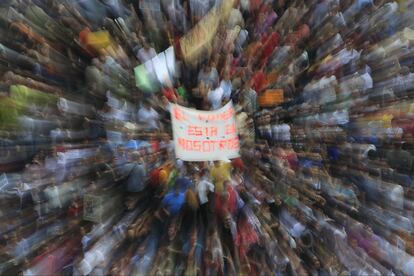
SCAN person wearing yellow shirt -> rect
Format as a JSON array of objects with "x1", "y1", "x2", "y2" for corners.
[{"x1": 210, "y1": 161, "x2": 232, "y2": 194}]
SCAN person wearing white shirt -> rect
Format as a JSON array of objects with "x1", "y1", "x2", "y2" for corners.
[
  {"x1": 291, "y1": 222, "x2": 306, "y2": 238},
  {"x1": 194, "y1": 171, "x2": 214, "y2": 227},
  {"x1": 137, "y1": 100, "x2": 160, "y2": 130},
  {"x1": 361, "y1": 72, "x2": 373, "y2": 90},
  {"x1": 195, "y1": 174, "x2": 214, "y2": 205},
  {"x1": 332, "y1": 110, "x2": 349, "y2": 125},
  {"x1": 386, "y1": 126, "x2": 403, "y2": 140},
  {"x1": 280, "y1": 123, "x2": 291, "y2": 142},
  {"x1": 337, "y1": 40, "x2": 361, "y2": 66},
  {"x1": 44, "y1": 182, "x2": 62, "y2": 213},
  {"x1": 207, "y1": 86, "x2": 224, "y2": 110},
  {"x1": 404, "y1": 258, "x2": 414, "y2": 276},
  {"x1": 219, "y1": 71, "x2": 232, "y2": 101},
  {"x1": 198, "y1": 63, "x2": 219, "y2": 88},
  {"x1": 137, "y1": 41, "x2": 157, "y2": 63},
  {"x1": 272, "y1": 124, "x2": 280, "y2": 142}
]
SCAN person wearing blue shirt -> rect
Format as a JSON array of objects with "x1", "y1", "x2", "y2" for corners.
[
  {"x1": 175, "y1": 176, "x2": 193, "y2": 193},
  {"x1": 131, "y1": 234, "x2": 158, "y2": 275},
  {"x1": 124, "y1": 132, "x2": 151, "y2": 151},
  {"x1": 162, "y1": 187, "x2": 185, "y2": 216}
]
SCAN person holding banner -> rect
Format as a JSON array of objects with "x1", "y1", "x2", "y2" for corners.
[{"x1": 207, "y1": 85, "x2": 224, "y2": 110}]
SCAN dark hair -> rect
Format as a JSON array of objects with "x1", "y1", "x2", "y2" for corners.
[
  {"x1": 300, "y1": 230, "x2": 314, "y2": 248},
  {"x1": 367, "y1": 149, "x2": 377, "y2": 160}
]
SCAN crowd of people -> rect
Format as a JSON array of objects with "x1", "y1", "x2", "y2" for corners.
[{"x1": 0, "y1": 0, "x2": 414, "y2": 275}]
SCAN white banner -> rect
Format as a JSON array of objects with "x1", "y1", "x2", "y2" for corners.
[{"x1": 170, "y1": 102, "x2": 240, "y2": 161}]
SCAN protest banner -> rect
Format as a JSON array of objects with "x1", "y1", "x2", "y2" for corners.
[{"x1": 170, "y1": 101, "x2": 240, "y2": 161}]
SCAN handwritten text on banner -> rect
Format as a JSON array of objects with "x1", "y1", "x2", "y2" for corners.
[{"x1": 170, "y1": 102, "x2": 240, "y2": 161}]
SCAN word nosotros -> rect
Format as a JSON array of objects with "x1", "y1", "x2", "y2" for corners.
[{"x1": 177, "y1": 137, "x2": 239, "y2": 152}]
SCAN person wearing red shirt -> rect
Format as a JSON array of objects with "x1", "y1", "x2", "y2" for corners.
[
  {"x1": 259, "y1": 28, "x2": 280, "y2": 67},
  {"x1": 215, "y1": 180, "x2": 239, "y2": 219},
  {"x1": 68, "y1": 200, "x2": 82, "y2": 218},
  {"x1": 78, "y1": 27, "x2": 98, "y2": 57},
  {"x1": 251, "y1": 66, "x2": 268, "y2": 94},
  {"x1": 162, "y1": 87, "x2": 178, "y2": 103},
  {"x1": 231, "y1": 158, "x2": 245, "y2": 173}
]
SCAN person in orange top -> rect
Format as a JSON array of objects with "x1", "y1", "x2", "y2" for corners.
[
  {"x1": 244, "y1": 41, "x2": 263, "y2": 67},
  {"x1": 9, "y1": 22, "x2": 46, "y2": 46}
]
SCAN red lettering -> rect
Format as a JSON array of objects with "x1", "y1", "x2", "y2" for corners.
[
  {"x1": 187, "y1": 125, "x2": 203, "y2": 136},
  {"x1": 210, "y1": 140, "x2": 216, "y2": 151},
  {"x1": 225, "y1": 123, "x2": 237, "y2": 135},
  {"x1": 223, "y1": 108, "x2": 234, "y2": 120},
  {"x1": 227, "y1": 137, "x2": 240, "y2": 150},
  {"x1": 193, "y1": 141, "x2": 201, "y2": 151},
  {"x1": 219, "y1": 140, "x2": 226, "y2": 150},
  {"x1": 202, "y1": 141, "x2": 210, "y2": 152},
  {"x1": 178, "y1": 138, "x2": 186, "y2": 149},
  {"x1": 204, "y1": 127, "x2": 218, "y2": 137},
  {"x1": 177, "y1": 138, "x2": 239, "y2": 152},
  {"x1": 173, "y1": 107, "x2": 187, "y2": 121},
  {"x1": 186, "y1": 139, "x2": 192, "y2": 150}
]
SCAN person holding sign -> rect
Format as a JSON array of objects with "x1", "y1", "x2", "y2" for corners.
[{"x1": 207, "y1": 86, "x2": 224, "y2": 110}]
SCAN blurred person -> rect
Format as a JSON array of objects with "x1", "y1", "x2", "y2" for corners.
[
  {"x1": 207, "y1": 84, "x2": 224, "y2": 110},
  {"x1": 219, "y1": 70, "x2": 233, "y2": 102},
  {"x1": 197, "y1": 62, "x2": 219, "y2": 89},
  {"x1": 240, "y1": 81, "x2": 258, "y2": 115},
  {"x1": 136, "y1": 40, "x2": 157, "y2": 63},
  {"x1": 189, "y1": 0, "x2": 212, "y2": 23},
  {"x1": 123, "y1": 151, "x2": 147, "y2": 193},
  {"x1": 195, "y1": 169, "x2": 214, "y2": 226},
  {"x1": 162, "y1": 184, "x2": 186, "y2": 216},
  {"x1": 227, "y1": 2, "x2": 244, "y2": 30},
  {"x1": 137, "y1": 99, "x2": 160, "y2": 130},
  {"x1": 210, "y1": 160, "x2": 232, "y2": 195}
]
